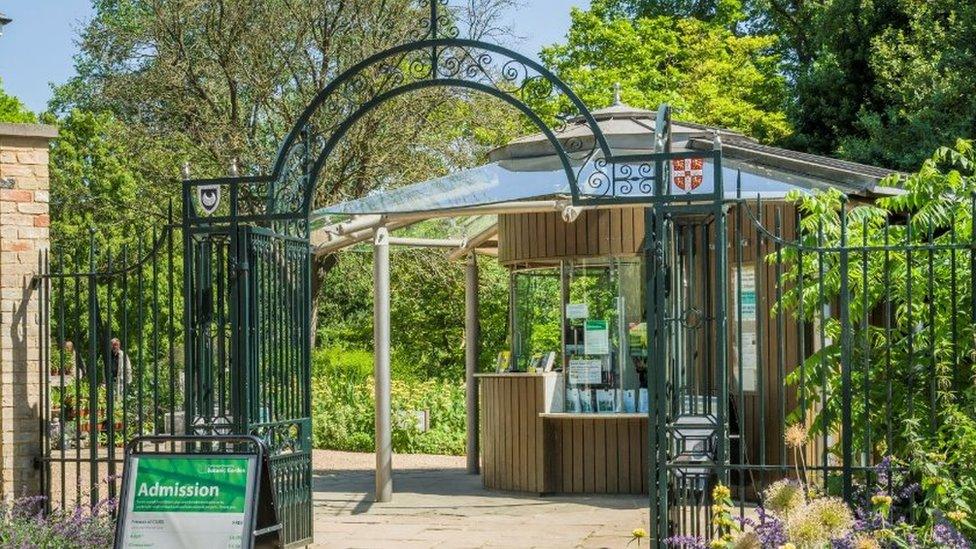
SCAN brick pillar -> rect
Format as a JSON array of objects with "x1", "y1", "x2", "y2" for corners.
[{"x1": 0, "y1": 123, "x2": 57, "y2": 500}]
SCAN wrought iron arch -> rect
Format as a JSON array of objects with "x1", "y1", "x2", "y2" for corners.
[{"x1": 264, "y1": 36, "x2": 615, "y2": 222}]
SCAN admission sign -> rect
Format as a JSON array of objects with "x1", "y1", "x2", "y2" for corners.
[{"x1": 117, "y1": 455, "x2": 258, "y2": 548}]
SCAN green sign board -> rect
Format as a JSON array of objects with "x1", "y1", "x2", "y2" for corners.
[{"x1": 117, "y1": 455, "x2": 257, "y2": 548}]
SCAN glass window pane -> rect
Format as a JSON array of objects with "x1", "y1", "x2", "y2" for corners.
[
  {"x1": 510, "y1": 268, "x2": 562, "y2": 372},
  {"x1": 563, "y1": 258, "x2": 646, "y2": 414}
]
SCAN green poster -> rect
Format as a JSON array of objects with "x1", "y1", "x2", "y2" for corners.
[
  {"x1": 132, "y1": 457, "x2": 249, "y2": 513},
  {"x1": 584, "y1": 319, "x2": 610, "y2": 355},
  {"x1": 120, "y1": 455, "x2": 256, "y2": 548}
]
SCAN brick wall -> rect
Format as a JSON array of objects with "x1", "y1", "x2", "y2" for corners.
[{"x1": 0, "y1": 123, "x2": 57, "y2": 500}]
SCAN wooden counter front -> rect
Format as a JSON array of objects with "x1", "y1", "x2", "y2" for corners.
[
  {"x1": 477, "y1": 373, "x2": 648, "y2": 495},
  {"x1": 477, "y1": 373, "x2": 558, "y2": 493},
  {"x1": 541, "y1": 415, "x2": 648, "y2": 495}
]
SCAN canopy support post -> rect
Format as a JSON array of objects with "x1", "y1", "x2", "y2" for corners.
[
  {"x1": 465, "y1": 253, "x2": 480, "y2": 474},
  {"x1": 373, "y1": 227, "x2": 393, "y2": 502}
]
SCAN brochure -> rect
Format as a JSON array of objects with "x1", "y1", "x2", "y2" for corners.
[
  {"x1": 596, "y1": 389, "x2": 615, "y2": 413},
  {"x1": 638, "y1": 388, "x2": 649, "y2": 413},
  {"x1": 623, "y1": 389, "x2": 636, "y2": 413}
]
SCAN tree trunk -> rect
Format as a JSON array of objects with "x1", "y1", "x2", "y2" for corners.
[{"x1": 309, "y1": 252, "x2": 338, "y2": 349}]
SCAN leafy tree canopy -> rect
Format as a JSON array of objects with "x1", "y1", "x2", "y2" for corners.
[
  {"x1": 598, "y1": 0, "x2": 747, "y2": 26},
  {"x1": 0, "y1": 77, "x2": 35, "y2": 123},
  {"x1": 46, "y1": 109, "x2": 179, "y2": 257},
  {"x1": 540, "y1": 2, "x2": 791, "y2": 143},
  {"x1": 603, "y1": 0, "x2": 976, "y2": 171}
]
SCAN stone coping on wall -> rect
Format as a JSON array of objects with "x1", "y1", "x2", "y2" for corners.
[{"x1": 0, "y1": 123, "x2": 58, "y2": 139}]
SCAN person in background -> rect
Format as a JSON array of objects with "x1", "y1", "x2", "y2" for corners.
[{"x1": 108, "y1": 338, "x2": 132, "y2": 396}]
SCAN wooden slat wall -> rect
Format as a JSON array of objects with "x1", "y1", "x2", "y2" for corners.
[
  {"x1": 725, "y1": 203, "x2": 820, "y2": 489},
  {"x1": 498, "y1": 207, "x2": 646, "y2": 265},
  {"x1": 479, "y1": 375, "x2": 546, "y2": 493},
  {"x1": 542, "y1": 417, "x2": 649, "y2": 494}
]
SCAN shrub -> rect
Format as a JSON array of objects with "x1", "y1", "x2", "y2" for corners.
[
  {"x1": 310, "y1": 347, "x2": 467, "y2": 455},
  {"x1": 0, "y1": 496, "x2": 116, "y2": 548}
]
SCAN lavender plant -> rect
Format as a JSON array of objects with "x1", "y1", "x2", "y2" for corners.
[{"x1": 0, "y1": 494, "x2": 116, "y2": 548}]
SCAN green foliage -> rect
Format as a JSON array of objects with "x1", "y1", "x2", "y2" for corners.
[
  {"x1": 0, "y1": 77, "x2": 34, "y2": 123},
  {"x1": 511, "y1": 271, "x2": 561, "y2": 368},
  {"x1": 48, "y1": 109, "x2": 176, "y2": 255},
  {"x1": 310, "y1": 347, "x2": 467, "y2": 455},
  {"x1": 907, "y1": 401, "x2": 976, "y2": 540},
  {"x1": 317, "y1": 245, "x2": 510, "y2": 380},
  {"x1": 540, "y1": 2, "x2": 791, "y2": 142},
  {"x1": 781, "y1": 0, "x2": 976, "y2": 170},
  {"x1": 601, "y1": 0, "x2": 976, "y2": 171},
  {"x1": 781, "y1": 141, "x2": 976, "y2": 538},
  {"x1": 598, "y1": 0, "x2": 746, "y2": 26}
]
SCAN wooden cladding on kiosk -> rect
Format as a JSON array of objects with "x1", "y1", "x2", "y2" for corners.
[{"x1": 498, "y1": 207, "x2": 647, "y2": 264}]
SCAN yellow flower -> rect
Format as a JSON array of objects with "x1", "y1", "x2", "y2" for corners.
[
  {"x1": 785, "y1": 424, "x2": 808, "y2": 449},
  {"x1": 852, "y1": 534, "x2": 881, "y2": 549},
  {"x1": 710, "y1": 540, "x2": 728, "y2": 549},
  {"x1": 731, "y1": 532, "x2": 761, "y2": 549},
  {"x1": 874, "y1": 529, "x2": 894, "y2": 541},
  {"x1": 780, "y1": 544, "x2": 797, "y2": 549},
  {"x1": 713, "y1": 484, "x2": 732, "y2": 501},
  {"x1": 786, "y1": 498, "x2": 854, "y2": 546},
  {"x1": 947, "y1": 510, "x2": 968, "y2": 523},
  {"x1": 631, "y1": 528, "x2": 647, "y2": 539},
  {"x1": 870, "y1": 494, "x2": 892, "y2": 508}
]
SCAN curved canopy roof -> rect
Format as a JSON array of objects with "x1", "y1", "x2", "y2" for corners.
[{"x1": 311, "y1": 101, "x2": 901, "y2": 254}]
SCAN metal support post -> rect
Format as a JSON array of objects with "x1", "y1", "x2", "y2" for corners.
[
  {"x1": 373, "y1": 227, "x2": 393, "y2": 502},
  {"x1": 465, "y1": 253, "x2": 480, "y2": 474}
]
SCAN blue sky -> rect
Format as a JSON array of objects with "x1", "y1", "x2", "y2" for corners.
[{"x1": 0, "y1": 0, "x2": 588, "y2": 114}]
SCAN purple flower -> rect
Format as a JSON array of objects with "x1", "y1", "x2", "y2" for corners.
[
  {"x1": 753, "y1": 508, "x2": 787, "y2": 547},
  {"x1": 663, "y1": 534, "x2": 708, "y2": 549},
  {"x1": 932, "y1": 520, "x2": 971, "y2": 549}
]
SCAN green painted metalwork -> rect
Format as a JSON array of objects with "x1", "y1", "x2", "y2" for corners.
[{"x1": 35, "y1": 206, "x2": 184, "y2": 512}]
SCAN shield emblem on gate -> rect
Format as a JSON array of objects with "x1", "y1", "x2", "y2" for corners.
[
  {"x1": 197, "y1": 185, "x2": 221, "y2": 215},
  {"x1": 671, "y1": 158, "x2": 704, "y2": 192}
]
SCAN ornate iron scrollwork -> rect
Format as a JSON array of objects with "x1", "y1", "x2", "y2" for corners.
[{"x1": 267, "y1": 21, "x2": 610, "y2": 219}]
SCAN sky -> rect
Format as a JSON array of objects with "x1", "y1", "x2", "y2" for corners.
[{"x1": 0, "y1": 0, "x2": 588, "y2": 114}]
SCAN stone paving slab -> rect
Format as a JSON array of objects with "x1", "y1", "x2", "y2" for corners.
[{"x1": 311, "y1": 450, "x2": 649, "y2": 549}]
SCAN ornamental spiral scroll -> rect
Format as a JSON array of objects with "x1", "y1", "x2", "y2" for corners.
[
  {"x1": 267, "y1": 36, "x2": 612, "y2": 218},
  {"x1": 411, "y1": 0, "x2": 460, "y2": 41},
  {"x1": 583, "y1": 157, "x2": 659, "y2": 199}
]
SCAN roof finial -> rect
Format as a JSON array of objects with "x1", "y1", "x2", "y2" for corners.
[{"x1": 612, "y1": 82, "x2": 622, "y2": 106}]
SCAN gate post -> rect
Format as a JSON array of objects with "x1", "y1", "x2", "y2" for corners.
[
  {"x1": 373, "y1": 227, "x2": 393, "y2": 502},
  {"x1": 0, "y1": 122, "x2": 56, "y2": 500}
]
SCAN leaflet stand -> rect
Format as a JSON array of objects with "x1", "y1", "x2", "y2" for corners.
[{"x1": 114, "y1": 434, "x2": 282, "y2": 549}]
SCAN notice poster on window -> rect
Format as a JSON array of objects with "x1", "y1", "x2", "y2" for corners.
[
  {"x1": 584, "y1": 319, "x2": 610, "y2": 355},
  {"x1": 733, "y1": 266, "x2": 758, "y2": 391},
  {"x1": 118, "y1": 455, "x2": 257, "y2": 548},
  {"x1": 568, "y1": 358, "x2": 603, "y2": 385},
  {"x1": 566, "y1": 303, "x2": 589, "y2": 319}
]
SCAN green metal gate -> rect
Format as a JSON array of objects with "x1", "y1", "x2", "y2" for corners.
[{"x1": 182, "y1": 184, "x2": 313, "y2": 546}]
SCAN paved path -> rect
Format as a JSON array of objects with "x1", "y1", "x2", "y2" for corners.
[{"x1": 311, "y1": 451, "x2": 649, "y2": 548}]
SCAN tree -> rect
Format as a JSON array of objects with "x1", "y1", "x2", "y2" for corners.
[
  {"x1": 0, "y1": 77, "x2": 34, "y2": 123},
  {"x1": 828, "y1": 0, "x2": 976, "y2": 170},
  {"x1": 51, "y1": 0, "x2": 525, "y2": 339},
  {"x1": 47, "y1": 109, "x2": 177, "y2": 256},
  {"x1": 597, "y1": 0, "x2": 747, "y2": 27},
  {"x1": 616, "y1": 0, "x2": 976, "y2": 171},
  {"x1": 540, "y1": 3, "x2": 791, "y2": 143}
]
